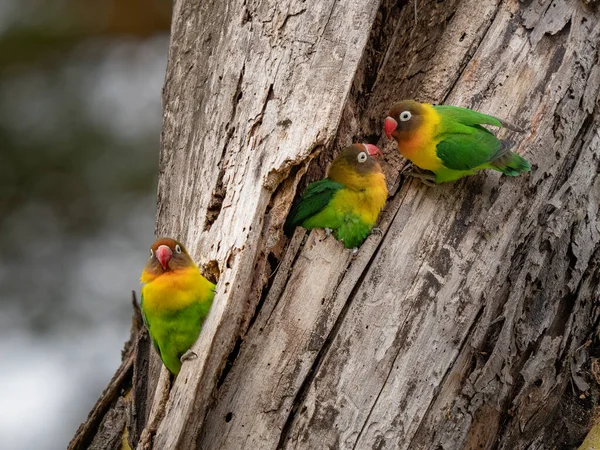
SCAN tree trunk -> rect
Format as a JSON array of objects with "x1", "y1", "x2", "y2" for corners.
[{"x1": 70, "y1": 0, "x2": 600, "y2": 449}]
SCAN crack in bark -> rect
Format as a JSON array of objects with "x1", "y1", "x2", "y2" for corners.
[
  {"x1": 406, "y1": 303, "x2": 486, "y2": 448},
  {"x1": 217, "y1": 336, "x2": 243, "y2": 388},
  {"x1": 347, "y1": 209, "x2": 461, "y2": 448},
  {"x1": 548, "y1": 111, "x2": 596, "y2": 200},
  {"x1": 245, "y1": 166, "x2": 310, "y2": 333},
  {"x1": 487, "y1": 232, "x2": 600, "y2": 448},
  {"x1": 247, "y1": 83, "x2": 274, "y2": 143},
  {"x1": 209, "y1": 144, "x2": 326, "y2": 398},
  {"x1": 278, "y1": 8, "x2": 307, "y2": 31},
  {"x1": 203, "y1": 64, "x2": 247, "y2": 231},
  {"x1": 320, "y1": 0, "x2": 340, "y2": 38},
  {"x1": 441, "y1": 0, "x2": 503, "y2": 103},
  {"x1": 203, "y1": 130, "x2": 233, "y2": 232},
  {"x1": 363, "y1": 0, "x2": 408, "y2": 95},
  {"x1": 556, "y1": 241, "x2": 600, "y2": 361},
  {"x1": 261, "y1": 232, "x2": 307, "y2": 327},
  {"x1": 276, "y1": 196, "x2": 405, "y2": 449}
]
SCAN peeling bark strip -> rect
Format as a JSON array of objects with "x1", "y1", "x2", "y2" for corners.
[{"x1": 70, "y1": 0, "x2": 600, "y2": 449}]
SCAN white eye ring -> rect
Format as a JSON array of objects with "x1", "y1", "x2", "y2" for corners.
[
  {"x1": 357, "y1": 151, "x2": 368, "y2": 163},
  {"x1": 399, "y1": 111, "x2": 412, "y2": 121},
  {"x1": 175, "y1": 244, "x2": 182, "y2": 253},
  {"x1": 149, "y1": 248, "x2": 154, "y2": 258}
]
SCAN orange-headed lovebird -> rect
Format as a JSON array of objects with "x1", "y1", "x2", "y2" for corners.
[
  {"x1": 140, "y1": 238, "x2": 215, "y2": 374},
  {"x1": 384, "y1": 100, "x2": 530, "y2": 183},
  {"x1": 285, "y1": 144, "x2": 388, "y2": 252}
]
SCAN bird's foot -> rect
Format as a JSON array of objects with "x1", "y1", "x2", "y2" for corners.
[
  {"x1": 352, "y1": 247, "x2": 359, "y2": 256},
  {"x1": 407, "y1": 168, "x2": 437, "y2": 187},
  {"x1": 418, "y1": 178, "x2": 437, "y2": 187},
  {"x1": 370, "y1": 227, "x2": 383, "y2": 235},
  {"x1": 180, "y1": 349, "x2": 198, "y2": 363},
  {"x1": 400, "y1": 162, "x2": 414, "y2": 175},
  {"x1": 324, "y1": 228, "x2": 333, "y2": 237}
]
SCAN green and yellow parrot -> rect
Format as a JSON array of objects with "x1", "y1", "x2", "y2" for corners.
[
  {"x1": 140, "y1": 238, "x2": 215, "y2": 375},
  {"x1": 285, "y1": 143, "x2": 388, "y2": 251},
  {"x1": 384, "y1": 100, "x2": 530, "y2": 183}
]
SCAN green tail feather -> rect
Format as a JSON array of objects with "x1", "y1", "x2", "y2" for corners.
[{"x1": 489, "y1": 142, "x2": 531, "y2": 176}]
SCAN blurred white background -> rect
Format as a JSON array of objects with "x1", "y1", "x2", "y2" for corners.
[{"x1": 0, "y1": 1, "x2": 171, "y2": 448}]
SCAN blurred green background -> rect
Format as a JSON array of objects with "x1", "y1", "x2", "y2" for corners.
[{"x1": 0, "y1": 1, "x2": 171, "y2": 448}]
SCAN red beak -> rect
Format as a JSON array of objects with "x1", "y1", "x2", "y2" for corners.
[
  {"x1": 384, "y1": 116, "x2": 398, "y2": 139},
  {"x1": 363, "y1": 143, "x2": 383, "y2": 158},
  {"x1": 155, "y1": 245, "x2": 172, "y2": 270}
]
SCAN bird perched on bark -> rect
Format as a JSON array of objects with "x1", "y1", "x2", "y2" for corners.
[
  {"x1": 140, "y1": 237, "x2": 215, "y2": 374},
  {"x1": 384, "y1": 100, "x2": 530, "y2": 184},
  {"x1": 285, "y1": 143, "x2": 388, "y2": 252}
]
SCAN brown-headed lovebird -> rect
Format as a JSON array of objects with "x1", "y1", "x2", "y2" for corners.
[
  {"x1": 384, "y1": 100, "x2": 530, "y2": 183},
  {"x1": 140, "y1": 238, "x2": 215, "y2": 374},
  {"x1": 285, "y1": 144, "x2": 388, "y2": 251}
]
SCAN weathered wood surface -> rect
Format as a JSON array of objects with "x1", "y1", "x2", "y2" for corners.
[
  {"x1": 149, "y1": 0, "x2": 385, "y2": 449},
  {"x1": 192, "y1": 0, "x2": 598, "y2": 448},
  {"x1": 70, "y1": 0, "x2": 600, "y2": 448}
]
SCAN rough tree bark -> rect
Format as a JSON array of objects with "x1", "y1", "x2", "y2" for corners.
[{"x1": 69, "y1": 0, "x2": 600, "y2": 449}]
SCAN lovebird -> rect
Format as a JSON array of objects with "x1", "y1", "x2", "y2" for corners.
[
  {"x1": 140, "y1": 238, "x2": 215, "y2": 375},
  {"x1": 285, "y1": 143, "x2": 388, "y2": 251},
  {"x1": 384, "y1": 100, "x2": 530, "y2": 183}
]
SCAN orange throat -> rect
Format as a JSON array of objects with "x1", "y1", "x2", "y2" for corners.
[{"x1": 395, "y1": 130, "x2": 428, "y2": 159}]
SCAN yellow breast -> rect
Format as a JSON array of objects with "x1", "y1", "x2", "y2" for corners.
[
  {"x1": 335, "y1": 172, "x2": 388, "y2": 225},
  {"x1": 141, "y1": 267, "x2": 213, "y2": 314}
]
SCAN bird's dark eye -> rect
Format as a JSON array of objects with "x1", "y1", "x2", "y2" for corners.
[
  {"x1": 175, "y1": 244, "x2": 182, "y2": 254},
  {"x1": 357, "y1": 151, "x2": 368, "y2": 163},
  {"x1": 149, "y1": 248, "x2": 154, "y2": 258},
  {"x1": 400, "y1": 111, "x2": 412, "y2": 121}
]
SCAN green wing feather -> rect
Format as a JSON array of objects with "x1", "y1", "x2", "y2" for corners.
[
  {"x1": 434, "y1": 105, "x2": 524, "y2": 131},
  {"x1": 431, "y1": 105, "x2": 529, "y2": 178},
  {"x1": 285, "y1": 178, "x2": 344, "y2": 233},
  {"x1": 436, "y1": 126, "x2": 505, "y2": 171}
]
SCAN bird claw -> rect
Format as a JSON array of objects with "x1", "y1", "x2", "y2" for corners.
[
  {"x1": 371, "y1": 227, "x2": 383, "y2": 235},
  {"x1": 418, "y1": 178, "x2": 437, "y2": 187},
  {"x1": 400, "y1": 162, "x2": 414, "y2": 175},
  {"x1": 324, "y1": 228, "x2": 333, "y2": 237},
  {"x1": 407, "y1": 167, "x2": 437, "y2": 186},
  {"x1": 352, "y1": 247, "x2": 359, "y2": 256},
  {"x1": 180, "y1": 349, "x2": 198, "y2": 363}
]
